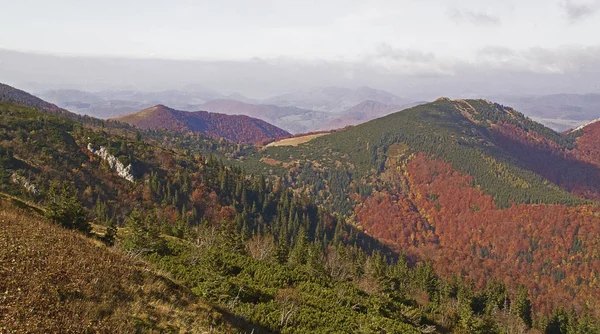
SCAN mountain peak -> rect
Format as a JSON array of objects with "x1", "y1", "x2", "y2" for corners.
[{"x1": 112, "y1": 104, "x2": 289, "y2": 144}]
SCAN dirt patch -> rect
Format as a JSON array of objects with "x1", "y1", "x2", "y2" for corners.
[
  {"x1": 265, "y1": 133, "x2": 329, "y2": 147},
  {"x1": 260, "y1": 157, "x2": 282, "y2": 166}
]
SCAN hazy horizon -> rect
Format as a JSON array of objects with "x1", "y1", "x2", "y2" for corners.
[{"x1": 1, "y1": 0, "x2": 600, "y2": 100}]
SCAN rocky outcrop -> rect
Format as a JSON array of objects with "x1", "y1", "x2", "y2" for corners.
[
  {"x1": 10, "y1": 173, "x2": 38, "y2": 194},
  {"x1": 87, "y1": 143, "x2": 134, "y2": 182}
]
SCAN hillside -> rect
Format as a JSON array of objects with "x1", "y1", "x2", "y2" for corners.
[
  {"x1": 249, "y1": 98, "x2": 600, "y2": 316},
  {"x1": 112, "y1": 104, "x2": 290, "y2": 144},
  {"x1": 255, "y1": 98, "x2": 590, "y2": 208},
  {"x1": 0, "y1": 197, "x2": 238, "y2": 333},
  {"x1": 0, "y1": 83, "x2": 82, "y2": 120},
  {"x1": 570, "y1": 118, "x2": 600, "y2": 169}
]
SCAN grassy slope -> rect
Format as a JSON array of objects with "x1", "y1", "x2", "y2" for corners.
[{"x1": 0, "y1": 197, "x2": 238, "y2": 333}]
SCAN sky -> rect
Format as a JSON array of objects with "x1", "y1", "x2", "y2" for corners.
[{"x1": 1, "y1": 0, "x2": 599, "y2": 98}]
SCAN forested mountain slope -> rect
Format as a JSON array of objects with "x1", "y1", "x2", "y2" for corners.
[
  {"x1": 250, "y1": 98, "x2": 600, "y2": 318},
  {"x1": 112, "y1": 104, "x2": 290, "y2": 144}
]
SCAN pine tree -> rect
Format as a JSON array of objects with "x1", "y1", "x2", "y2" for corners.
[
  {"x1": 103, "y1": 219, "x2": 118, "y2": 246},
  {"x1": 512, "y1": 286, "x2": 532, "y2": 328},
  {"x1": 289, "y1": 226, "x2": 308, "y2": 265},
  {"x1": 123, "y1": 209, "x2": 166, "y2": 255},
  {"x1": 45, "y1": 182, "x2": 89, "y2": 233},
  {"x1": 123, "y1": 209, "x2": 146, "y2": 253}
]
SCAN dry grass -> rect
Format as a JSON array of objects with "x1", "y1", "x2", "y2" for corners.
[
  {"x1": 264, "y1": 133, "x2": 328, "y2": 147},
  {"x1": 259, "y1": 157, "x2": 282, "y2": 166},
  {"x1": 0, "y1": 198, "x2": 237, "y2": 333}
]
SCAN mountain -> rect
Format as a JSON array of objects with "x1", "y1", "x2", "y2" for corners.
[
  {"x1": 568, "y1": 118, "x2": 600, "y2": 170},
  {"x1": 570, "y1": 117, "x2": 600, "y2": 133},
  {"x1": 37, "y1": 87, "x2": 415, "y2": 133},
  {"x1": 250, "y1": 98, "x2": 600, "y2": 317},
  {"x1": 197, "y1": 99, "x2": 329, "y2": 134},
  {"x1": 265, "y1": 86, "x2": 413, "y2": 113},
  {"x1": 488, "y1": 93, "x2": 600, "y2": 131},
  {"x1": 112, "y1": 104, "x2": 290, "y2": 144},
  {"x1": 37, "y1": 88, "x2": 228, "y2": 119}
]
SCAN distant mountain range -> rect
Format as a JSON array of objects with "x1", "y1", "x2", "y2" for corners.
[
  {"x1": 319, "y1": 99, "x2": 423, "y2": 130},
  {"x1": 38, "y1": 86, "x2": 600, "y2": 134},
  {"x1": 264, "y1": 86, "x2": 413, "y2": 113},
  {"x1": 488, "y1": 94, "x2": 600, "y2": 131},
  {"x1": 37, "y1": 86, "x2": 417, "y2": 133},
  {"x1": 111, "y1": 104, "x2": 290, "y2": 144}
]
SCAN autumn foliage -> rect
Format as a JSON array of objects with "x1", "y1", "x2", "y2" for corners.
[
  {"x1": 356, "y1": 153, "x2": 600, "y2": 316},
  {"x1": 112, "y1": 104, "x2": 290, "y2": 144}
]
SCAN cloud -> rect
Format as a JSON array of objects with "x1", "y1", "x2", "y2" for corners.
[
  {"x1": 374, "y1": 43, "x2": 436, "y2": 63},
  {"x1": 362, "y1": 43, "x2": 450, "y2": 75},
  {"x1": 478, "y1": 46, "x2": 516, "y2": 59},
  {"x1": 2, "y1": 45, "x2": 600, "y2": 101},
  {"x1": 561, "y1": 0, "x2": 600, "y2": 22},
  {"x1": 474, "y1": 45, "x2": 600, "y2": 75},
  {"x1": 448, "y1": 8, "x2": 501, "y2": 25}
]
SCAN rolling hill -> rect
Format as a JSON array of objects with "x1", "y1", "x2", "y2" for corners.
[{"x1": 112, "y1": 104, "x2": 290, "y2": 144}]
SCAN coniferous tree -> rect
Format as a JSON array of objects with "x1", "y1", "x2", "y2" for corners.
[
  {"x1": 45, "y1": 182, "x2": 89, "y2": 233},
  {"x1": 512, "y1": 286, "x2": 533, "y2": 328},
  {"x1": 103, "y1": 219, "x2": 118, "y2": 246},
  {"x1": 123, "y1": 209, "x2": 166, "y2": 255}
]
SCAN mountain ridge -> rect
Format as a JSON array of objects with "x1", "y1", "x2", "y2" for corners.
[
  {"x1": 245, "y1": 97, "x2": 600, "y2": 316},
  {"x1": 112, "y1": 104, "x2": 290, "y2": 144},
  {"x1": 0, "y1": 83, "x2": 82, "y2": 120}
]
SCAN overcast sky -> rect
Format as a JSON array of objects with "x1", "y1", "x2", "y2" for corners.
[{"x1": 1, "y1": 0, "x2": 599, "y2": 98}]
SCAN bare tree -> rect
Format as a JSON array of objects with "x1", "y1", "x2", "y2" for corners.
[
  {"x1": 247, "y1": 234, "x2": 276, "y2": 261},
  {"x1": 275, "y1": 288, "x2": 302, "y2": 328},
  {"x1": 325, "y1": 246, "x2": 353, "y2": 280}
]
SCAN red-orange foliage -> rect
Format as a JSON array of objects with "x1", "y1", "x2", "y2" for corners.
[
  {"x1": 572, "y1": 121, "x2": 600, "y2": 167},
  {"x1": 113, "y1": 105, "x2": 290, "y2": 144},
  {"x1": 356, "y1": 153, "x2": 600, "y2": 316}
]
